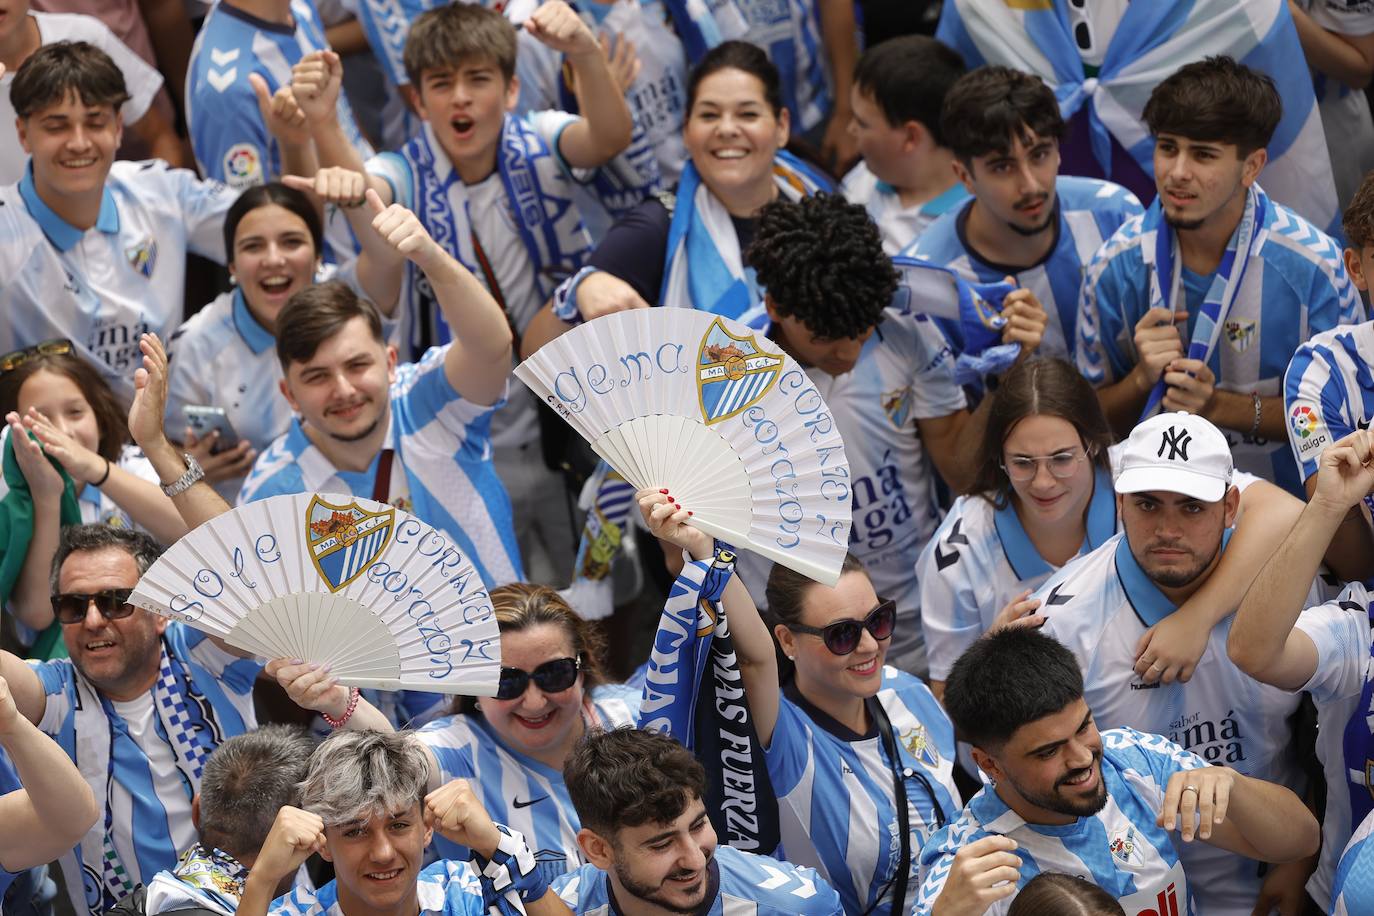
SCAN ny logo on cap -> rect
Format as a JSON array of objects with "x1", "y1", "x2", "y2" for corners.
[{"x1": 1158, "y1": 426, "x2": 1191, "y2": 461}]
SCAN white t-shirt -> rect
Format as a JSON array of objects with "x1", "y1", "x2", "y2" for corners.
[
  {"x1": 0, "y1": 11, "x2": 163, "y2": 185},
  {"x1": 1296, "y1": 0, "x2": 1374, "y2": 206}
]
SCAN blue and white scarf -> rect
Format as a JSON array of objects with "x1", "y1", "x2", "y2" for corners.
[
  {"x1": 936, "y1": 0, "x2": 1341, "y2": 237},
  {"x1": 64, "y1": 641, "x2": 231, "y2": 914},
  {"x1": 663, "y1": 0, "x2": 741, "y2": 64},
  {"x1": 639, "y1": 546, "x2": 781, "y2": 855},
  {"x1": 890, "y1": 254, "x2": 1018, "y2": 384},
  {"x1": 1139, "y1": 184, "x2": 1267, "y2": 419},
  {"x1": 405, "y1": 114, "x2": 591, "y2": 344},
  {"x1": 660, "y1": 150, "x2": 833, "y2": 329}
]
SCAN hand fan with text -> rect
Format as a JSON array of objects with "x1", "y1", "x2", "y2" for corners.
[
  {"x1": 129, "y1": 493, "x2": 500, "y2": 695},
  {"x1": 516, "y1": 309, "x2": 852, "y2": 585}
]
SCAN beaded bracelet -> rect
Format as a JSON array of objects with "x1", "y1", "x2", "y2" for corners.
[{"x1": 322, "y1": 686, "x2": 361, "y2": 729}]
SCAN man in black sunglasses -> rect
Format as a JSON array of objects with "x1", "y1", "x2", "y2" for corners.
[
  {"x1": 0, "y1": 524, "x2": 262, "y2": 916},
  {"x1": 552, "y1": 727, "x2": 843, "y2": 915}
]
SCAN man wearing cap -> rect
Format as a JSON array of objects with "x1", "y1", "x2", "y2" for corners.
[{"x1": 1027, "y1": 412, "x2": 1317, "y2": 916}]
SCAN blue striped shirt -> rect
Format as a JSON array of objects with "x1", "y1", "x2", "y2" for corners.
[
  {"x1": 1333, "y1": 808, "x2": 1374, "y2": 916},
  {"x1": 238, "y1": 345, "x2": 523, "y2": 590},
  {"x1": 1077, "y1": 195, "x2": 1363, "y2": 494},
  {"x1": 767, "y1": 668, "x2": 959, "y2": 916},
  {"x1": 1283, "y1": 321, "x2": 1374, "y2": 486},
  {"x1": 916, "y1": 728, "x2": 1203, "y2": 916},
  {"x1": 906, "y1": 176, "x2": 1142, "y2": 360},
  {"x1": 553, "y1": 845, "x2": 843, "y2": 914},
  {"x1": 416, "y1": 684, "x2": 640, "y2": 886}
]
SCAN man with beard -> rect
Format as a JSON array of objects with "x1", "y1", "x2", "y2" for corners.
[
  {"x1": 1076, "y1": 56, "x2": 1363, "y2": 493},
  {"x1": 1018, "y1": 412, "x2": 1316, "y2": 915},
  {"x1": 903, "y1": 65, "x2": 1142, "y2": 363},
  {"x1": 237, "y1": 194, "x2": 522, "y2": 590},
  {"x1": 553, "y1": 727, "x2": 842, "y2": 915},
  {"x1": 914, "y1": 627, "x2": 1317, "y2": 916}
]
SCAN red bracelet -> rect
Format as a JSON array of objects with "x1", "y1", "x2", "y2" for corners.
[{"x1": 322, "y1": 686, "x2": 361, "y2": 729}]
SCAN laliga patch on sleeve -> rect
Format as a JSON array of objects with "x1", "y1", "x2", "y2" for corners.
[
  {"x1": 1290, "y1": 404, "x2": 1330, "y2": 457},
  {"x1": 223, "y1": 143, "x2": 263, "y2": 189}
]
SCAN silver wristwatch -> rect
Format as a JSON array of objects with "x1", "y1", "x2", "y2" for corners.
[{"x1": 160, "y1": 453, "x2": 205, "y2": 498}]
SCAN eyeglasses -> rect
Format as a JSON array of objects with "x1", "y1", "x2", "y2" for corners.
[
  {"x1": 51, "y1": 589, "x2": 136, "y2": 625},
  {"x1": 494, "y1": 656, "x2": 582, "y2": 701},
  {"x1": 1002, "y1": 447, "x2": 1091, "y2": 482},
  {"x1": 0, "y1": 339, "x2": 73, "y2": 374},
  {"x1": 787, "y1": 599, "x2": 897, "y2": 656}
]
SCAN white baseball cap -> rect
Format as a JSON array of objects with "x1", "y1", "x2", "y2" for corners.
[{"x1": 1114, "y1": 412, "x2": 1234, "y2": 503}]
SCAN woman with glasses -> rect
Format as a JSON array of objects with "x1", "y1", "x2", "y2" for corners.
[
  {"x1": 917, "y1": 357, "x2": 1302, "y2": 702},
  {"x1": 638, "y1": 489, "x2": 958, "y2": 916},
  {"x1": 0, "y1": 346, "x2": 187, "y2": 647},
  {"x1": 273, "y1": 581, "x2": 638, "y2": 881}
]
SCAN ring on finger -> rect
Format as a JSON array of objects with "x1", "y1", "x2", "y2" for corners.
[{"x1": 1180, "y1": 784, "x2": 1199, "y2": 796}]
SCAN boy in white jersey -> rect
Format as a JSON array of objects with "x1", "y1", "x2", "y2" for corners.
[
  {"x1": 1076, "y1": 56, "x2": 1362, "y2": 494},
  {"x1": 904, "y1": 65, "x2": 1142, "y2": 362},
  {"x1": 840, "y1": 35, "x2": 969, "y2": 255},
  {"x1": 0, "y1": 41, "x2": 238, "y2": 404},
  {"x1": 238, "y1": 730, "x2": 570, "y2": 916},
  {"x1": 737, "y1": 192, "x2": 1046, "y2": 675},
  {"x1": 1230, "y1": 427, "x2": 1374, "y2": 911},
  {"x1": 554, "y1": 726, "x2": 842, "y2": 915},
  {"x1": 916, "y1": 627, "x2": 1319, "y2": 916},
  {"x1": 1282, "y1": 170, "x2": 1374, "y2": 582},
  {"x1": 292, "y1": 0, "x2": 631, "y2": 587},
  {"x1": 238, "y1": 193, "x2": 523, "y2": 590},
  {"x1": 1029, "y1": 411, "x2": 1314, "y2": 915}
]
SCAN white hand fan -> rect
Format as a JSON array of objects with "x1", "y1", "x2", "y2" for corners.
[
  {"x1": 129, "y1": 493, "x2": 500, "y2": 695},
  {"x1": 516, "y1": 309, "x2": 852, "y2": 585}
]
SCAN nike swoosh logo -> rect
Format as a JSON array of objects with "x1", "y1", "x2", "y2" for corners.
[{"x1": 513, "y1": 796, "x2": 547, "y2": 809}]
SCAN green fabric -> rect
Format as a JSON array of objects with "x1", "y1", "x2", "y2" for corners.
[{"x1": 2, "y1": 430, "x2": 82, "y2": 659}]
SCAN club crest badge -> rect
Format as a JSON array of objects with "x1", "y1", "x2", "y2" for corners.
[
  {"x1": 306, "y1": 496, "x2": 395, "y2": 592},
  {"x1": 126, "y1": 238, "x2": 157, "y2": 278},
  {"x1": 1110, "y1": 827, "x2": 1139, "y2": 864},
  {"x1": 902, "y1": 723, "x2": 941, "y2": 768},
  {"x1": 697, "y1": 319, "x2": 784, "y2": 425},
  {"x1": 883, "y1": 386, "x2": 914, "y2": 429},
  {"x1": 1225, "y1": 319, "x2": 1257, "y2": 353}
]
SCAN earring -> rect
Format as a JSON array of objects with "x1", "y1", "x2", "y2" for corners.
[
  {"x1": 473, "y1": 700, "x2": 482, "y2": 712},
  {"x1": 786, "y1": 655, "x2": 794, "y2": 661}
]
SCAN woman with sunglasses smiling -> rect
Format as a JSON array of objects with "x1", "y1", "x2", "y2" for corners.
[
  {"x1": 274, "y1": 582, "x2": 638, "y2": 880},
  {"x1": 0, "y1": 346, "x2": 187, "y2": 647},
  {"x1": 638, "y1": 489, "x2": 958, "y2": 916},
  {"x1": 917, "y1": 357, "x2": 1304, "y2": 703}
]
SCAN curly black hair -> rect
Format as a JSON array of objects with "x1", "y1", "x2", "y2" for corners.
[{"x1": 747, "y1": 193, "x2": 897, "y2": 341}]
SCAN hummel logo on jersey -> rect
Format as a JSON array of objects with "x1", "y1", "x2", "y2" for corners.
[
  {"x1": 1046, "y1": 584, "x2": 1073, "y2": 606},
  {"x1": 513, "y1": 796, "x2": 547, "y2": 809},
  {"x1": 1129, "y1": 680, "x2": 1161, "y2": 690},
  {"x1": 1157, "y1": 426, "x2": 1191, "y2": 461}
]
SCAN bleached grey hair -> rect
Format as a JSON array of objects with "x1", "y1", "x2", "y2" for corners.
[{"x1": 299, "y1": 729, "x2": 430, "y2": 827}]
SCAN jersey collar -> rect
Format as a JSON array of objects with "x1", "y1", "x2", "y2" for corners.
[
  {"x1": 1113, "y1": 528, "x2": 1233, "y2": 628},
  {"x1": 18, "y1": 163, "x2": 119, "y2": 252},
  {"x1": 231, "y1": 288, "x2": 276, "y2": 355},
  {"x1": 993, "y1": 466, "x2": 1116, "y2": 580},
  {"x1": 290, "y1": 408, "x2": 400, "y2": 492},
  {"x1": 872, "y1": 180, "x2": 969, "y2": 218}
]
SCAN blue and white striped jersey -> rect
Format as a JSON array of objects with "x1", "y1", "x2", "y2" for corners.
[
  {"x1": 1333, "y1": 808, "x2": 1374, "y2": 916},
  {"x1": 729, "y1": 0, "x2": 828, "y2": 132},
  {"x1": 905, "y1": 176, "x2": 1142, "y2": 359},
  {"x1": 736, "y1": 309, "x2": 966, "y2": 674},
  {"x1": 840, "y1": 163, "x2": 970, "y2": 256},
  {"x1": 0, "y1": 160, "x2": 235, "y2": 404},
  {"x1": 1282, "y1": 321, "x2": 1374, "y2": 486},
  {"x1": 553, "y1": 845, "x2": 843, "y2": 915},
  {"x1": 916, "y1": 465, "x2": 1118, "y2": 682},
  {"x1": 915, "y1": 728, "x2": 1203, "y2": 916},
  {"x1": 766, "y1": 667, "x2": 959, "y2": 916},
  {"x1": 238, "y1": 345, "x2": 523, "y2": 589},
  {"x1": 1291, "y1": 581, "x2": 1374, "y2": 909},
  {"x1": 416, "y1": 684, "x2": 640, "y2": 886},
  {"x1": 187, "y1": 0, "x2": 373, "y2": 193},
  {"x1": 1077, "y1": 196, "x2": 1363, "y2": 494},
  {"x1": 270, "y1": 858, "x2": 502, "y2": 916},
  {"x1": 1034, "y1": 524, "x2": 1310, "y2": 916},
  {"x1": 29, "y1": 625, "x2": 261, "y2": 916}
]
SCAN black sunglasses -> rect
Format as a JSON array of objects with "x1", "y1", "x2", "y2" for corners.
[
  {"x1": 0, "y1": 338, "x2": 73, "y2": 374},
  {"x1": 495, "y1": 656, "x2": 582, "y2": 701},
  {"x1": 51, "y1": 589, "x2": 136, "y2": 625},
  {"x1": 787, "y1": 599, "x2": 897, "y2": 656}
]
